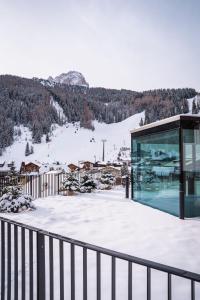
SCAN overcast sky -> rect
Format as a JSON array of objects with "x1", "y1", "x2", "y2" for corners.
[{"x1": 0, "y1": 0, "x2": 199, "y2": 91}]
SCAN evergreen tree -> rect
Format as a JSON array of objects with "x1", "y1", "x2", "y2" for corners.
[
  {"x1": 139, "y1": 118, "x2": 144, "y2": 126},
  {"x1": 99, "y1": 172, "x2": 115, "y2": 189},
  {"x1": 121, "y1": 162, "x2": 129, "y2": 177},
  {"x1": 0, "y1": 185, "x2": 35, "y2": 213},
  {"x1": 62, "y1": 174, "x2": 79, "y2": 192},
  {"x1": 192, "y1": 99, "x2": 199, "y2": 114},
  {"x1": 80, "y1": 174, "x2": 96, "y2": 193},
  {"x1": 46, "y1": 134, "x2": 50, "y2": 143},
  {"x1": 25, "y1": 142, "x2": 30, "y2": 156}
]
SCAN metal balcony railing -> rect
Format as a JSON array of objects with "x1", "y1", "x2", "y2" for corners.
[{"x1": 0, "y1": 216, "x2": 200, "y2": 300}]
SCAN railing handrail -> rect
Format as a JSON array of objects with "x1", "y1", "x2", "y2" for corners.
[{"x1": 1, "y1": 215, "x2": 200, "y2": 282}]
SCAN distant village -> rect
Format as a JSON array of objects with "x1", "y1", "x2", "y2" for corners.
[{"x1": 0, "y1": 159, "x2": 131, "y2": 185}]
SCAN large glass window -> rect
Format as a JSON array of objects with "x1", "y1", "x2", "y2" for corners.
[
  {"x1": 183, "y1": 128, "x2": 200, "y2": 217},
  {"x1": 132, "y1": 129, "x2": 180, "y2": 216}
]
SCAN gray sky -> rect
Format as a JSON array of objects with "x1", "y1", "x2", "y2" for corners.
[{"x1": 0, "y1": 0, "x2": 199, "y2": 91}]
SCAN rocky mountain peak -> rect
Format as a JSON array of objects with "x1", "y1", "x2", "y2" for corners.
[{"x1": 48, "y1": 71, "x2": 89, "y2": 87}]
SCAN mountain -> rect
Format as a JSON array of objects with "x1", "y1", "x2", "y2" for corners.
[
  {"x1": 0, "y1": 72, "x2": 198, "y2": 160},
  {"x1": 47, "y1": 71, "x2": 89, "y2": 87}
]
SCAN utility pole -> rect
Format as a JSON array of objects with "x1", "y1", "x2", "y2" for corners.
[{"x1": 101, "y1": 139, "x2": 107, "y2": 162}]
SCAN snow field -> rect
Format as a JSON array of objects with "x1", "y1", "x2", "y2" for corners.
[
  {"x1": 1, "y1": 112, "x2": 144, "y2": 167},
  {"x1": 1, "y1": 187, "x2": 200, "y2": 299}
]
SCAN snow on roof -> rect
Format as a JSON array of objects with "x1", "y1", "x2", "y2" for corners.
[
  {"x1": 45, "y1": 170, "x2": 64, "y2": 175},
  {"x1": 39, "y1": 163, "x2": 69, "y2": 174},
  {"x1": 130, "y1": 114, "x2": 200, "y2": 134}
]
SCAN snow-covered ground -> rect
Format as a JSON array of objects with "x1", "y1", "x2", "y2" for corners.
[
  {"x1": 1, "y1": 112, "x2": 144, "y2": 168},
  {"x1": 1, "y1": 187, "x2": 200, "y2": 299}
]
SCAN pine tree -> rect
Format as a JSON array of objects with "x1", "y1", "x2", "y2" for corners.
[
  {"x1": 80, "y1": 174, "x2": 96, "y2": 193},
  {"x1": 0, "y1": 185, "x2": 35, "y2": 213},
  {"x1": 139, "y1": 118, "x2": 144, "y2": 126},
  {"x1": 25, "y1": 142, "x2": 30, "y2": 156},
  {"x1": 46, "y1": 134, "x2": 50, "y2": 143},
  {"x1": 192, "y1": 99, "x2": 198, "y2": 114},
  {"x1": 121, "y1": 162, "x2": 129, "y2": 177},
  {"x1": 99, "y1": 172, "x2": 115, "y2": 190},
  {"x1": 62, "y1": 174, "x2": 79, "y2": 192}
]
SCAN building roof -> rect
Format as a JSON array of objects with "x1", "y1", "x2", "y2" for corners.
[{"x1": 130, "y1": 114, "x2": 200, "y2": 134}]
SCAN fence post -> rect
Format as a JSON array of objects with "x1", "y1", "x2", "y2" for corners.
[
  {"x1": 57, "y1": 174, "x2": 60, "y2": 195},
  {"x1": 30, "y1": 175, "x2": 33, "y2": 197},
  {"x1": 38, "y1": 175, "x2": 42, "y2": 198},
  {"x1": 125, "y1": 176, "x2": 129, "y2": 199},
  {"x1": 1, "y1": 220, "x2": 5, "y2": 299},
  {"x1": 37, "y1": 232, "x2": 46, "y2": 300}
]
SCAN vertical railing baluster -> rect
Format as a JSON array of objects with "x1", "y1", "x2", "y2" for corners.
[
  {"x1": 147, "y1": 267, "x2": 151, "y2": 300},
  {"x1": 71, "y1": 244, "x2": 75, "y2": 300},
  {"x1": 38, "y1": 175, "x2": 42, "y2": 198},
  {"x1": 60, "y1": 240, "x2": 64, "y2": 300},
  {"x1": 14, "y1": 225, "x2": 18, "y2": 300},
  {"x1": 112, "y1": 256, "x2": 116, "y2": 300},
  {"x1": 29, "y1": 230, "x2": 34, "y2": 300},
  {"x1": 7, "y1": 223, "x2": 11, "y2": 300},
  {"x1": 49, "y1": 237, "x2": 54, "y2": 300},
  {"x1": 191, "y1": 280, "x2": 195, "y2": 300},
  {"x1": 83, "y1": 248, "x2": 87, "y2": 300},
  {"x1": 1, "y1": 218, "x2": 200, "y2": 300},
  {"x1": 168, "y1": 273, "x2": 172, "y2": 300},
  {"x1": 1, "y1": 221, "x2": 5, "y2": 300},
  {"x1": 30, "y1": 175, "x2": 33, "y2": 197},
  {"x1": 128, "y1": 261, "x2": 132, "y2": 300},
  {"x1": 21, "y1": 227, "x2": 26, "y2": 300},
  {"x1": 37, "y1": 232, "x2": 46, "y2": 300},
  {"x1": 57, "y1": 174, "x2": 60, "y2": 195},
  {"x1": 97, "y1": 252, "x2": 101, "y2": 300}
]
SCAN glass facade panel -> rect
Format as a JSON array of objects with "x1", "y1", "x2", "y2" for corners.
[
  {"x1": 183, "y1": 128, "x2": 200, "y2": 217},
  {"x1": 132, "y1": 129, "x2": 180, "y2": 216}
]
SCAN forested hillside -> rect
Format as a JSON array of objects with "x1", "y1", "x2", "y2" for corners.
[{"x1": 0, "y1": 74, "x2": 198, "y2": 155}]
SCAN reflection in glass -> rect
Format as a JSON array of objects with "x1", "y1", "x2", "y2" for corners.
[
  {"x1": 183, "y1": 128, "x2": 200, "y2": 217},
  {"x1": 132, "y1": 129, "x2": 180, "y2": 216}
]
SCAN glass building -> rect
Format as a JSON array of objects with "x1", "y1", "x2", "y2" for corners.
[{"x1": 131, "y1": 115, "x2": 200, "y2": 218}]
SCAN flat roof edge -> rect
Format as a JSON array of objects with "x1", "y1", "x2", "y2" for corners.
[{"x1": 130, "y1": 114, "x2": 200, "y2": 134}]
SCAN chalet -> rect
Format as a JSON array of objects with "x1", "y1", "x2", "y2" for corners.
[
  {"x1": 100, "y1": 166, "x2": 121, "y2": 177},
  {"x1": 20, "y1": 162, "x2": 40, "y2": 174},
  {"x1": 68, "y1": 163, "x2": 79, "y2": 172},
  {"x1": 80, "y1": 161, "x2": 94, "y2": 171},
  {"x1": 40, "y1": 162, "x2": 69, "y2": 174},
  {"x1": 93, "y1": 161, "x2": 107, "y2": 168}
]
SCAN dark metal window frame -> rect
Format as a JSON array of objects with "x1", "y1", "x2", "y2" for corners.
[{"x1": 131, "y1": 115, "x2": 200, "y2": 219}]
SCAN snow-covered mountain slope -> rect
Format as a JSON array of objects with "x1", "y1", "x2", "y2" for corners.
[
  {"x1": 48, "y1": 71, "x2": 89, "y2": 87},
  {"x1": 1, "y1": 112, "x2": 144, "y2": 167},
  {"x1": 187, "y1": 95, "x2": 200, "y2": 113}
]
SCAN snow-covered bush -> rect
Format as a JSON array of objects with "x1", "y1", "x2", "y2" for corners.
[
  {"x1": 99, "y1": 172, "x2": 115, "y2": 190},
  {"x1": 0, "y1": 186, "x2": 35, "y2": 213},
  {"x1": 61, "y1": 174, "x2": 79, "y2": 192},
  {"x1": 80, "y1": 174, "x2": 96, "y2": 193}
]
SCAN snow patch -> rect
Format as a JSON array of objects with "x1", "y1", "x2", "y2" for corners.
[{"x1": 50, "y1": 96, "x2": 67, "y2": 123}]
